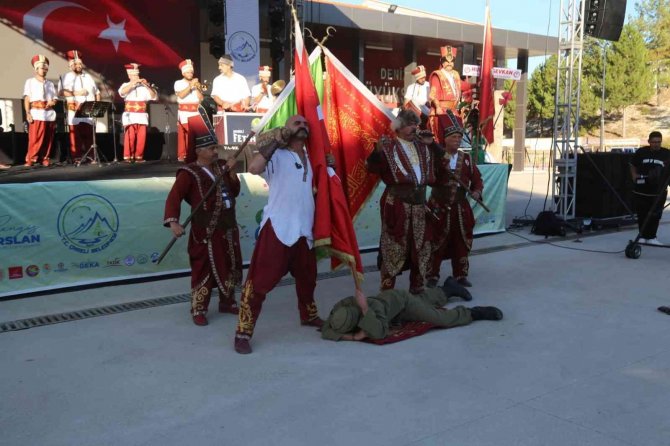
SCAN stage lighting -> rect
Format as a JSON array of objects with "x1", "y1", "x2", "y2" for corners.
[{"x1": 388, "y1": 4, "x2": 398, "y2": 13}]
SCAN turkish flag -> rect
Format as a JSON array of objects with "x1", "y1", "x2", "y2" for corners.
[
  {"x1": 0, "y1": 0, "x2": 199, "y2": 88},
  {"x1": 293, "y1": 14, "x2": 364, "y2": 283}
]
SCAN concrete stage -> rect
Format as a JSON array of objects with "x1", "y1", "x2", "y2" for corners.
[{"x1": 1, "y1": 170, "x2": 669, "y2": 445}]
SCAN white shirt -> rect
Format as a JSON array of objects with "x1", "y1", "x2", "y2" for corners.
[
  {"x1": 118, "y1": 82, "x2": 155, "y2": 126},
  {"x1": 448, "y1": 151, "x2": 459, "y2": 170},
  {"x1": 404, "y1": 82, "x2": 429, "y2": 109},
  {"x1": 398, "y1": 138, "x2": 422, "y2": 184},
  {"x1": 211, "y1": 72, "x2": 251, "y2": 112},
  {"x1": 260, "y1": 147, "x2": 315, "y2": 248},
  {"x1": 251, "y1": 82, "x2": 274, "y2": 111},
  {"x1": 23, "y1": 77, "x2": 57, "y2": 122},
  {"x1": 59, "y1": 71, "x2": 99, "y2": 125},
  {"x1": 174, "y1": 79, "x2": 201, "y2": 124}
]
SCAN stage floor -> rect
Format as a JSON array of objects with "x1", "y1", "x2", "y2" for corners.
[{"x1": 0, "y1": 160, "x2": 184, "y2": 184}]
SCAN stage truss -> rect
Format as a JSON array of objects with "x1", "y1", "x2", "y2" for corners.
[{"x1": 551, "y1": 0, "x2": 585, "y2": 220}]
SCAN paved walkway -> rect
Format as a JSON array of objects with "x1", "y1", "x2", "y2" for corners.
[{"x1": 2, "y1": 171, "x2": 670, "y2": 446}]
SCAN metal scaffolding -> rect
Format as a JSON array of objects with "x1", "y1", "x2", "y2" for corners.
[{"x1": 551, "y1": 0, "x2": 585, "y2": 220}]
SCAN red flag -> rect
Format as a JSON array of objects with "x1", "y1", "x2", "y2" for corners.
[
  {"x1": 479, "y1": 5, "x2": 495, "y2": 144},
  {"x1": 0, "y1": 0, "x2": 199, "y2": 87},
  {"x1": 292, "y1": 12, "x2": 363, "y2": 282},
  {"x1": 321, "y1": 47, "x2": 395, "y2": 219}
]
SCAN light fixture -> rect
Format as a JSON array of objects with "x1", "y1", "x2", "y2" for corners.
[{"x1": 388, "y1": 4, "x2": 397, "y2": 13}]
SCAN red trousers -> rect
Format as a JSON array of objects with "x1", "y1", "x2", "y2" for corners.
[
  {"x1": 69, "y1": 123, "x2": 93, "y2": 160},
  {"x1": 188, "y1": 226, "x2": 242, "y2": 315},
  {"x1": 427, "y1": 205, "x2": 473, "y2": 281},
  {"x1": 25, "y1": 120, "x2": 55, "y2": 165},
  {"x1": 236, "y1": 221, "x2": 319, "y2": 337},
  {"x1": 177, "y1": 122, "x2": 196, "y2": 162},
  {"x1": 123, "y1": 124, "x2": 146, "y2": 160}
]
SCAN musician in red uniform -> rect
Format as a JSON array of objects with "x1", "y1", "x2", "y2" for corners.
[
  {"x1": 427, "y1": 110, "x2": 483, "y2": 288},
  {"x1": 164, "y1": 113, "x2": 242, "y2": 326},
  {"x1": 428, "y1": 46, "x2": 461, "y2": 145},
  {"x1": 23, "y1": 55, "x2": 57, "y2": 167},
  {"x1": 173, "y1": 59, "x2": 204, "y2": 163},
  {"x1": 118, "y1": 63, "x2": 157, "y2": 162},
  {"x1": 366, "y1": 109, "x2": 442, "y2": 294}
]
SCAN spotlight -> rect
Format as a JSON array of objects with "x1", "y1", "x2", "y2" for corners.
[{"x1": 388, "y1": 4, "x2": 397, "y2": 13}]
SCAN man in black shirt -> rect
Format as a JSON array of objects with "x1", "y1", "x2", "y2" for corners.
[{"x1": 630, "y1": 131, "x2": 670, "y2": 244}]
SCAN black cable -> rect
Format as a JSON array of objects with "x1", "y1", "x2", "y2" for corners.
[
  {"x1": 512, "y1": 0, "x2": 554, "y2": 224},
  {"x1": 506, "y1": 229, "x2": 626, "y2": 254}
]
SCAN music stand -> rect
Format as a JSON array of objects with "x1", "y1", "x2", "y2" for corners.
[{"x1": 75, "y1": 101, "x2": 111, "y2": 167}]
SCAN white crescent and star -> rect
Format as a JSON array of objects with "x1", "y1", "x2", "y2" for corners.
[{"x1": 23, "y1": 1, "x2": 131, "y2": 52}]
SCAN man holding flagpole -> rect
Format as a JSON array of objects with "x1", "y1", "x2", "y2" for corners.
[
  {"x1": 366, "y1": 109, "x2": 442, "y2": 294},
  {"x1": 234, "y1": 117, "x2": 325, "y2": 354}
]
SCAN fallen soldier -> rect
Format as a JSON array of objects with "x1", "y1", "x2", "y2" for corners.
[{"x1": 321, "y1": 278, "x2": 503, "y2": 342}]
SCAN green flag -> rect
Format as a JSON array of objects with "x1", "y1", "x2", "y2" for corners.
[{"x1": 252, "y1": 48, "x2": 323, "y2": 132}]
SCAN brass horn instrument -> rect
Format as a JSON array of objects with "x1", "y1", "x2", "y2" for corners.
[
  {"x1": 193, "y1": 78, "x2": 209, "y2": 92},
  {"x1": 270, "y1": 80, "x2": 286, "y2": 96}
]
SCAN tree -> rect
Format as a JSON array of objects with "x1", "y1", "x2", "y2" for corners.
[
  {"x1": 605, "y1": 24, "x2": 653, "y2": 136},
  {"x1": 634, "y1": 0, "x2": 670, "y2": 102},
  {"x1": 527, "y1": 55, "x2": 557, "y2": 124},
  {"x1": 502, "y1": 79, "x2": 516, "y2": 135}
]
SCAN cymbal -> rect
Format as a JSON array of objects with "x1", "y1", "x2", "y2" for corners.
[{"x1": 270, "y1": 80, "x2": 286, "y2": 96}]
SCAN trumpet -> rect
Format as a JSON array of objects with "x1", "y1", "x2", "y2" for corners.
[{"x1": 192, "y1": 78, "x2": 208, "y2": 92}]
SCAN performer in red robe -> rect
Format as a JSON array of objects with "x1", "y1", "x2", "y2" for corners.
[
  {"x1": 428, "y1": 46, "x2": 462, "y2": 146},
  {"x1": 427, "y1": 110, "x2": 483, "y2": 288},
  {"x1": 366, "y1": 109, "x2": 442, "y2": 294},
  {"x1": 164, "y1": 113, "x2": 242, "y2": 326}
]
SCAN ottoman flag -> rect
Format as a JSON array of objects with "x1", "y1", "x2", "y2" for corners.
[{"x1": 291, "y1": 7, "x2": 363, "y2": 283}]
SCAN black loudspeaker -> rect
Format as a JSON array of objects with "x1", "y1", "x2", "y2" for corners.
[
  {"x1": 576, "y1": 152, "x2": 634, "y2": 219},
  {"x1": 584, "y1": 0, "x2": 627, "y2": 42}
]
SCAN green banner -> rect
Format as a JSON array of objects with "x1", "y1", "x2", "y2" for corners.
[{"x1": 0, "y1": 164, "x2": 507, "y2": 298}]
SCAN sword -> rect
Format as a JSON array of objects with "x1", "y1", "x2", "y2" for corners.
[
  {"x1": 445, "y1": 168, "x2": 491, "y2": 213},
  {"x1": 156, "y1": 131, "x2": 255, "y2": 265}
]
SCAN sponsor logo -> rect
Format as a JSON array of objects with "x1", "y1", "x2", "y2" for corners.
[
  {"x1": 57, "y1": 194, "x2": 119, "y2": 254},
  {"x1": 105, "y1": 257, "x2": 122, "y2": 267},
  {"x1": 71, "y1": 261, "x2": 100, "y2": 269},
  {"x1": 0, "y1": 269, "x2": 4, "y2": 281},
  {"x1": 228, "y1": 31, "x2": 257, "y2": 62},
  {"x1": 0, "y1": 215, "x2": 41, "y2": 248},
  {"x1": 26, "y1": 264, "x2": 40, "y2": 277},
  {"x1": 55, "y1": 262, "x2": 68, "y2": 272},
  {"x1": 8, "y1": 266, "x2": 23, "y2": 279},
  {"x1": 137, "y1": 254, "x2": 148, "y2": 265},
  {"x1": 150, "y1": 252, "x2": 160, "y2": 263},
  {"x1": 43, "y1": 263, "x2": 51, "y2": 274},
  {"x1": 124, "y1": 255, "x2": 135, "y2": 266}
]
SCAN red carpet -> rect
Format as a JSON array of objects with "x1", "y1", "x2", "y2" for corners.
[{"x1": 362, "y1": 321, "x2": 437, "y2": 345}]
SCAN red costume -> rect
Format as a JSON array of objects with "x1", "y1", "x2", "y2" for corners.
[
  {"x1": 427, "y1": 112, "x2": 483, "y2": 283},
  {"x1": 118, "y1": 63, "x2": 155, "y2": 162},
  {"x1": 174, "y1": 59, "x2": 202, "y2": 163},
  {"x1": 367, "y1": 133, "x2": 440, "y2": 293},
  {"x1": 164, "y1": 160, "x2": 242, "y2": 316},
  {"x1": 429, "y1": 46, "x2": 461, "y2": 145}
]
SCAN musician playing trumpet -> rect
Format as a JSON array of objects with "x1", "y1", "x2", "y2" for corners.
[
  {"x1": 118, "y1": 63, "x2": 157, "y2": 163},
  {"x1": 250, "y1": 65, "x2": 275, "y2": 113},
  {"x1": 174, "y1": 59, "x2": 204, "y2": 162},
  {"x1": 211, "y1": 54, "x2": 251, "y2": 114}
]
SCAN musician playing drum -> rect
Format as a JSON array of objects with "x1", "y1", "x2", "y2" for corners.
[
  {"x1": 403, "y1": 65, "x2": 430, "y2": 129},
  {"x1": 211, "y1": 55, "x2": 251, "y2": 114}
]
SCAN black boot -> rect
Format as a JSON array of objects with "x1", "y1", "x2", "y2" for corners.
[
  {"x1": 470, "y1": 306, "x2": 503, "y2": 321},
  {"x1": 441, "y1": 276, "x2": 473, "y2": 301}
]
